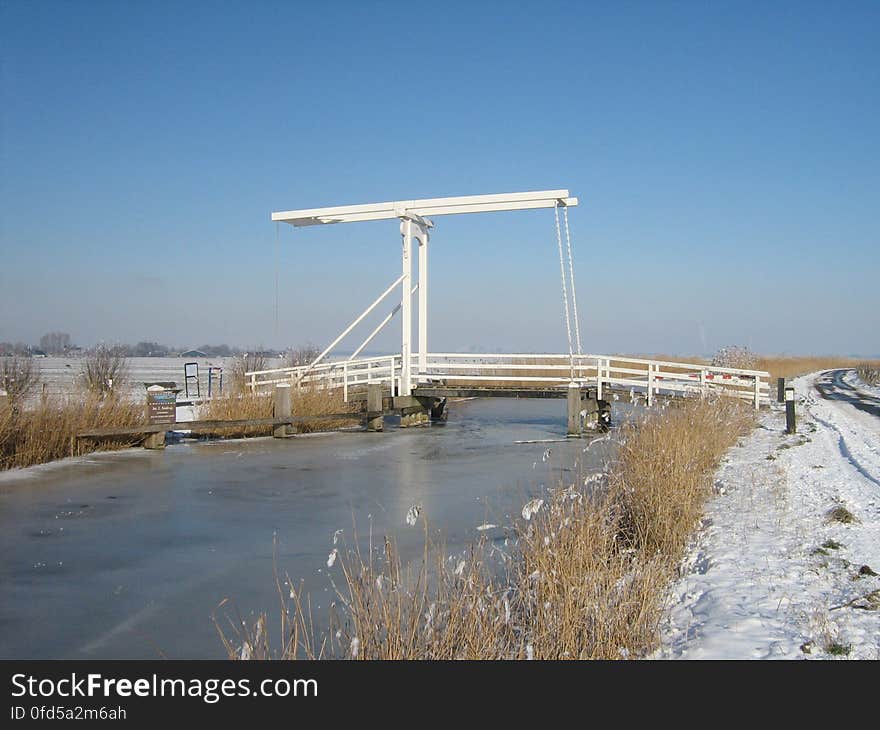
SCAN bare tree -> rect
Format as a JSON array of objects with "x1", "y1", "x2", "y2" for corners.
[
  {"x1": 711, "y1": 345, "x2": 757, "y2": 370},
  {"x1": 283, "y1": 343, "x2": 321, "y2": 368},
  {"x1": 79, "y1": 346, "x2": 129, "y2": 398},
  {"x1": 231, "y1": 352, "x2": 268, "y2": 391},
  {"x1": 39, "y1": 332, "x2": 72, "y2": 355},
  {"x1": 0, "y1": 356, "x2": 40, "y2": 402}
]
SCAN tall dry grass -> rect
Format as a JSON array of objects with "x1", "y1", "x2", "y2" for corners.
[
  {"x1": 0, "y1": 394, "x2": 144, "y2": 471},
  {"x1": 218, "y1": 397, "x2": 755, "y2": 660},
  {"x1": 855, "y1": 363, "x2": 880, "y2": 386},
  {"x1": 757, "y1": 355, "x2": 880, "y2": 381}
]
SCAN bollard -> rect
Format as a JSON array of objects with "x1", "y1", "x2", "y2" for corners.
[
  {"x1": 785, "y1": 385, "x2": 796, "y2": 434},
  {"x1": 567, "y1": 383, "x2": 582, "y2": 437},
  {"x1": 777, "y1": 378, "x2": 787, "y2": 403},
  {"x1": 367, "y1": 383, "x2": 384, "y2": 432},
  {"x1": 274, "y1": 383, "x2": 292, "y2": 438}
]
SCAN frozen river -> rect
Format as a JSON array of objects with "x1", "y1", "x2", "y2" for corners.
[{"x1": 0, "y1": 398, "x2": 621, "y2": 659}]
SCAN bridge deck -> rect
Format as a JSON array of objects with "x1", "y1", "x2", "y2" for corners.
[{"x1": 245, "y1": 353, "x2": 771, "y2": 409}]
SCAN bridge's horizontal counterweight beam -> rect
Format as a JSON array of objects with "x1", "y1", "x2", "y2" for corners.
[{"x1": 272, "y1": 190, "x2": 578, "y2": 226}]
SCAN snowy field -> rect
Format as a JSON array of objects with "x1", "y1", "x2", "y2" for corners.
[
  {"x1": 23, "y1": 356, "x2": 254, "y2": 401},
  {"x1": 659, "y1": 369, "x2": 880, "y2": 659}
]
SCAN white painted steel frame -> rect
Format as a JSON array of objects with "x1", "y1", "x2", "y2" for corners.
[
  {"x1": 271, "y1": 190, "x2": 578, "y2": 227},
  {"x1": 271, "y1": 190, "x2": 578, "y2": 397}
]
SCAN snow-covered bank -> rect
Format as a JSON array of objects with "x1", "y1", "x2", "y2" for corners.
[{"x1": 659, "y1": 370, "x2": 880, "y2": 659}]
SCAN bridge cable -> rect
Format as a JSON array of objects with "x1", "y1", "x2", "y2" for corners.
[
  {"x1": 554, "y1": 203, "x2": 575, "y2": 378},
  {"x1": 562, "y1": 206, "x2": 582, "y2": 356}
]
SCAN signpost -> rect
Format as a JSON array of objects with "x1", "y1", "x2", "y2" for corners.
[{"x1": 145, "y1": 384, "x2": 179, "y2": 425}]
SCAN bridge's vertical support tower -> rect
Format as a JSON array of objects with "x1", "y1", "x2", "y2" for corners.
[
  {"x1": 418, "y1": 226, "x2": 429, "y2": 378},
  {"x1": 399, "y1": 214, "x2": 431, "y2": 397},
  {"x1": 400, "y1": 218, "x2": 413, "y2": 396}
]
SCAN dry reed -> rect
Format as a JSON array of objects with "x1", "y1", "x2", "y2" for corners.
[
  {"x1": 855, "y1": 363, "x2": 880, "y2": 386},
  {"x1": 0, "y1": 394, "x2": 144, "y2": 471},
  {"x1": 756, "y1": 355, "x2": 880, "y2": 381}
]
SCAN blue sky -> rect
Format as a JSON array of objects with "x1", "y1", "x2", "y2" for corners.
[{"x1": 1, "y1": 0, "x2": 877, "y2": 356}]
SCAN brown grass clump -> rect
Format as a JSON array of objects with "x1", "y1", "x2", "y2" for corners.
[
  {"x1": 0, "y1": 394, "x2": 144, "y2": 471},
  {"x1": 218, "y1": 397, "x2": 755, "y2": 660},
  {"x1": 826, "y1": 505, "x2": 858, "y2": 524}
]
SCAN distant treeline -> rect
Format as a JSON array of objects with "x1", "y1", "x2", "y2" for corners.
[{"x1": 0, "y1": 333, "x2": 245, "y2": 358}]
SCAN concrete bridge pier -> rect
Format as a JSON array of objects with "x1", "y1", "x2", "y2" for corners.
[
  {"x1": 274, "y1": 383, "x2": 293, "y2": 438},
  {"x1": 367, "y1": 383, "x2": 384, "y2": 432},
  {"x1": 394, "y1": 395, "x2": 434, "y2": 427},
  {"x1": 143, "y1": 431, "x2": 166, "y2": 449},
  {"x1": 567, "y1": 384, "x2": 582, "y2": 437}
]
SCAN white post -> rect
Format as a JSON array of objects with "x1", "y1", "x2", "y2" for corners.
[
  {"x1": 596, "y1": 357, "x2": 603, "y2": 402},
  {"x1": 343, "y1": 362, "x2": 348, "y2": 403},
  {"x1": 418, "y1": 228, "x2": 429, "y2": 378},
  {"x1": 647, "y1": 363, "x2": 653, "y2": 407},
  {"x1": 754, "y1": 376, "x2": 761, "y2": 410},
  {"x1": 400, "y1": 219, "x2": 413, "y2": 396}
]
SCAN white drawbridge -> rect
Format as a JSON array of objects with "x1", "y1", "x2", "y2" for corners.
[
  {"x1": 254, "y1": 190, "x2": 770, "y2": 409},
  {"x1": 269, "y1": 190, "x2": 580, "y2": 397}
]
